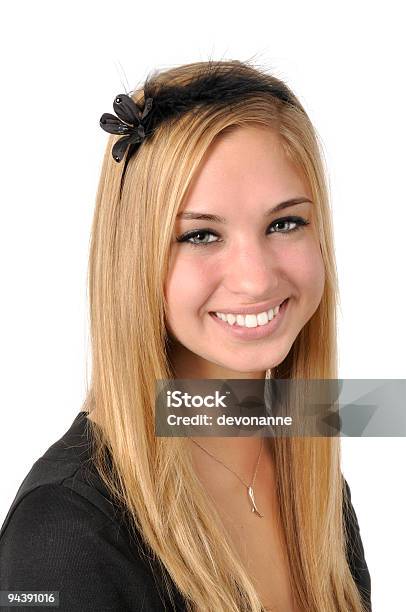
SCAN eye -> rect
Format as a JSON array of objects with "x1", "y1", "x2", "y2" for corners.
[
  {"x1": 269, "y1": 216, "x2": 310, "y2": 234},
  {"x1": 175, "y1": 228, "x2": 220, "y2": 246},
  {"x1": 175, "y1": 216, "x2": 310, "y2": 248}
]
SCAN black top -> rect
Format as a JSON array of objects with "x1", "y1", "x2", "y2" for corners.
[{"x1": 0, "y1": 411, "x2": 371, "y2": 611}]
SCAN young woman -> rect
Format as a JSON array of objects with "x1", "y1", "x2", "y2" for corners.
[{"x1": 0, "y1": 60, "x2": 371, "y2": 611}]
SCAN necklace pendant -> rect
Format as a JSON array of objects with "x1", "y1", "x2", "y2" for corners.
[{"x1": 247, "y1": 486, "x2": 264, "y2": 518}]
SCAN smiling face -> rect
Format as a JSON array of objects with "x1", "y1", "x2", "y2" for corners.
[{"x1": 164, "y1": 125, "x2": 325, "y2": 379}]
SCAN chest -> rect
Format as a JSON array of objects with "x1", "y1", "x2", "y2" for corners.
[
  {"x1": 192, "y1": 445, "x2": 301, "y2": 610},
  {"x1": 220, "y1": 497, "x2": 298, "y2": 612}
]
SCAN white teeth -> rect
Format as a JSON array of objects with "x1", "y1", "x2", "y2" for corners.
[
  {"x1": 245, "y1": 314, "x2": 258, "y2": 328},
  {"x1": 215, "y1": 300, "x2": 285, "y2": 328},
  {"x1": 257, "y1": 312, "x2": 269, "y2": 326}
]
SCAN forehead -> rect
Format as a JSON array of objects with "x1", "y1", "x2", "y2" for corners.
[{"x1": 183, "y1": 125, "x2": 309, "y2": 209}]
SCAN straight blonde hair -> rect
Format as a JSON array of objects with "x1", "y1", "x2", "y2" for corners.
[{"x1": 82, "y1": 59, "x2": 368, "y2": 611}]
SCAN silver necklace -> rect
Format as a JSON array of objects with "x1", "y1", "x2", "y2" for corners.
[{"x1": 190, "y1": 437, "x2": 264, "y2": 518}]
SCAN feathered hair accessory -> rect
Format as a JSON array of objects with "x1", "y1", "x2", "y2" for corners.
[{"x1": 99, "y1": 63, "x2": 296, "y2": 180}]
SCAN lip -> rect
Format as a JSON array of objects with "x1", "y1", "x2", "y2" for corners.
[
  {"x1": 210, "y1": 298, "x2": 288, "y2": 317},
  {"x1": 209, "y1": 298, "x2": 290, "y2": 340}
]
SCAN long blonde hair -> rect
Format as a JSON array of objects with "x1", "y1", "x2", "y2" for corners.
[{"x1": 83, "y1": 59, "x2": 368, "y2": 611}]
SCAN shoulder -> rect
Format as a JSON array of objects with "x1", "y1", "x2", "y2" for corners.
[
  {"x1": 0, "y1": 484, "x2": 113, "y2": 609},
  {"x1": 1, "y1": 482, "x2": 110, "y2": 544},
  {"x1": 342, "y1": 478, "x2": 372, "y2": 611},
  {"x1": 0, "y1": 411, "x2": 121, "y2": 535},
  {"x1": 0, "y1": 411, "x2": 186, "y2": 611},
  {"x1": 0, "y1": 482, "x2": 183, "y2": 611},
  {"x1": 0, "y1": 485, "x2": 116, "y2": 594}
]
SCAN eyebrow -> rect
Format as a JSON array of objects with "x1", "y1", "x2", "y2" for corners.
[{"x1": 176, "y1": 197, "x2": 313, "y2": 222}]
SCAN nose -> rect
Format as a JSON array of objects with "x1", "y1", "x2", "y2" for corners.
[{"x1": 222, "y1": 239, "x2": 280, "y2": 297}]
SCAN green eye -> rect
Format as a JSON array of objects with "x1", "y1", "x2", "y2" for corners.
[{"x1": 176, "y1": 216, "x2": 310, "y2": 248}]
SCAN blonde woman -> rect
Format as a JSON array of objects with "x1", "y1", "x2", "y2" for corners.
[{"x1": 0, "y1": 60, "x2": 371, "y2": 611}]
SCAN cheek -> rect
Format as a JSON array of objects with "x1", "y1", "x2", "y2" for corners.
[
  {"x1": 164, "y1": 253, "x2": 219, "y2": 319},
  {"x1": 289, "y1": 239, "x2": 325, "y2": 300}
]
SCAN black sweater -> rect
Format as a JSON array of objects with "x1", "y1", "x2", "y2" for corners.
[{"x1": 0, "y1": 411, "x2": 372, "y2": 611}]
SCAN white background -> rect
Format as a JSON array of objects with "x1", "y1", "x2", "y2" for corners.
[{"x1": 1, "y1": 1, "x2": 405, "y2": 609}]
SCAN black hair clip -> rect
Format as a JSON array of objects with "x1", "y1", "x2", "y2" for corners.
[
  {"x1": 99, "y1": 94, "x2": 153, "y2": 162},
  {"x1": 99, "y1": 63, "x2": 296, "y2": 175}
]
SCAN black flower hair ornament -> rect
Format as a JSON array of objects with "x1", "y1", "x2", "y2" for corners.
[
  {"x1": 99, "y1": 94, "x2": 154, "y2": 162},
  {"x1": 99, "y1": 61, "x2": 297, "y2": 187}
]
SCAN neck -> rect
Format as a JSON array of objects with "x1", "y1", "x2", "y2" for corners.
[
  {"x1": 169, "y1": 340, "x2": 267, "y2": 380},
  {"x1": 188, "y1": 435, "x2": 274, "y2": 491},
  {"x1": 169, "y1": 340, "x2": 273, "y2": 484}
]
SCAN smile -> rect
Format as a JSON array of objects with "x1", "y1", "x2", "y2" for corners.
[
  {"x1": 213, "y1": 298, "x2": 288, "y2": 328},
  {"x1": 209, "y1": 298, "x2": 290, "y2": 340}
]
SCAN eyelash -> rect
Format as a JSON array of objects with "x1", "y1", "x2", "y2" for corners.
[{"x1": 175, "y1": 216, "x2": 310, "y2": 248}]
